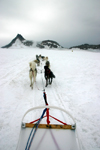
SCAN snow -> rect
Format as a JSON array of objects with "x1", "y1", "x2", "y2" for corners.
[{"x1": 0, "y1": 47, "x2": 100, "y2": 150}]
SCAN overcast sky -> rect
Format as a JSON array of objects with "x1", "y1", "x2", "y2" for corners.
[{"x1": 0, "y1": 0, "x2": 100, "y2": 48}]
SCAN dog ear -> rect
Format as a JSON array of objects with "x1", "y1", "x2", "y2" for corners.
[{"x1": 46, "y1": 57, "x2": 48, "y2": 61}]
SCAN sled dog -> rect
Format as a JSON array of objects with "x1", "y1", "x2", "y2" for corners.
[
  {"x1": 29, "y1": 61, "x2": 37, "y2": 89},
  {"x1": 39, "y1": 55, "x2": 48, "y2": 61},
  {"x1": 44, "y1": 62, "x2": 55, "y2": 87}
]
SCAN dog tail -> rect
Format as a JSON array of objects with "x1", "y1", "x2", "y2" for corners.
[
  {"x1": 52, "y1": 72, "x2": 55, "y2": 78},
  {"x1": 53, "y1": 74, "x2": 55, "y2": 78}
]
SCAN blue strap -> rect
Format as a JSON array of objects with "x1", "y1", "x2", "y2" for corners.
[{"x1": 25, "y1": 108, "x2": 47, "y2": 150}]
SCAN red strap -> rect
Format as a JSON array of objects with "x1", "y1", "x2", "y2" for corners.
[
  {"x1": 46, "y1": 103, "x2": 50, "y2": 124},
  {"x1": 46, "y1": 108, "x2": 50, "y2": 124},
  {"x1": 29, "y1": 114, "x2": 67, "y2": 125},
  {"x1": 49, "y1": 115, "x2": 67, "y2": 125},
  {"x1": 30, "y1": 116, "x2": 46, "y2": 124}
]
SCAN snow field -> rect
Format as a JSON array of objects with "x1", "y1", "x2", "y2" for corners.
[{"x1": 0, "y1": 48, "x2": 100, "y2": 150}]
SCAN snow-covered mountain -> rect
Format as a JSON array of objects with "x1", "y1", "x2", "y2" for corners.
[
  {"x1": 70, "y1": 43, "x2": 100, "y2": 50},
  {"x1": 1, "y1": 34, "x2": 63, "y2": 49}
]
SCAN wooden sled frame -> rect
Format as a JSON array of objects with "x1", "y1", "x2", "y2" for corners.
[
  {"x1": 21, "y1": 105, "x2": 76, "y2": 130},
  {"x1": 16, "y1": 106, "x2": 82, "y2": 150},
  {"x1": 25, "y1": 123, "x2": 74, "y2": 130}
]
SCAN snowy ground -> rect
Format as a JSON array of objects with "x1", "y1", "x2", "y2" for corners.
[{"x1": 0, "y1": 47, "x2": 100, "y2": 150}]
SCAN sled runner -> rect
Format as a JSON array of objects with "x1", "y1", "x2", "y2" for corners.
[{"x1": 16, "y1": 105, "x2": 81, "y2": 150}]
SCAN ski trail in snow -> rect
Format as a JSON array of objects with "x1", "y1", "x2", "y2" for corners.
[
  {"x1": 0, "y1": 56, "x2": 33, "y2": 86},
  {"x1": 43, "y1": 80, "x2": 74, "y2": 124}
]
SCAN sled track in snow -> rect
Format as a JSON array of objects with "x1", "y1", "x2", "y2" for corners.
[{"x1": 51, "y1": 81, "x2": 66, "y2": 109}]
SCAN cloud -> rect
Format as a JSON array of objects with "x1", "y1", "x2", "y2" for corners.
[{"x1": 0, "y1": 0, "x2": 100, "y2": 48}]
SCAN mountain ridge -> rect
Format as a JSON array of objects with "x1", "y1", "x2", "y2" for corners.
[
  {"x1": 1, "y1": 34, "x2": 63, "y2": 49},
  {"x1": 70, "y1": 43, "x2": 100, "y2": 50},
  {"x1": 1, "y1": 34, "x2": 100, "y2": 49}
]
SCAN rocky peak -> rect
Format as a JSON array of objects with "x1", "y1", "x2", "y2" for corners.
[
  {"x1": 2, "y1": 34, "x2": 25, "y2": 48},
  {"x1": 15, "y1": 34, "x2": 25, "y2": 41}
]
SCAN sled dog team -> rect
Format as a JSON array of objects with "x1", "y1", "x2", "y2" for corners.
[{"x1": 29, "y1": 54, "x2": 55, "y2": 89}]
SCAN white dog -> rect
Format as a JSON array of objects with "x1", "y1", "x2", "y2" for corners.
[{"x1": 29, "y1": 61, "x2": 37, "y2": 89}]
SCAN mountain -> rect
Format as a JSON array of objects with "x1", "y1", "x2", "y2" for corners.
[
  {"x1": 69, "y1": 44, "x2": 100, "y2": 50},
  {"x1": 1, "y1": 34, "x2": 63, "y2": 49}
]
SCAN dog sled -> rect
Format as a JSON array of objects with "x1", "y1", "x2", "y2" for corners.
[{"x1": 16, "y1": 105, "x2": 81, "y2": 150}]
